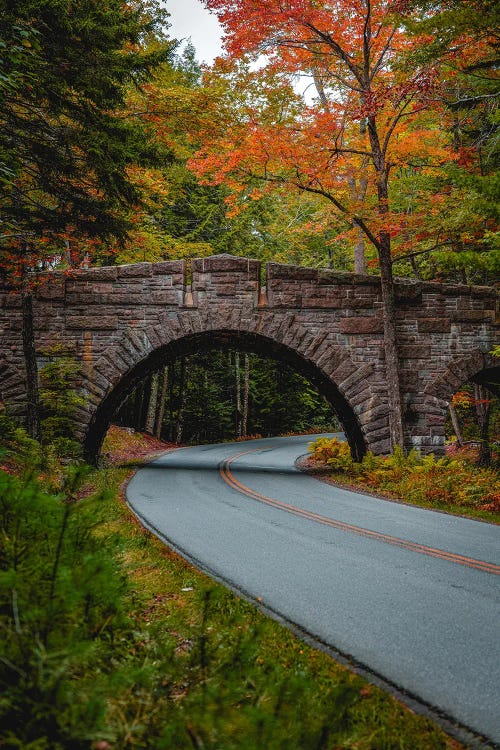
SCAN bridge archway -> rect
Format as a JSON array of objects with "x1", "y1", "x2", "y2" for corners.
[
  {"x1": 82, "y1": 319, "x2": 374, "y2": 464},
  {"x1": 422, "y1": 351, "x2": 500, "y2": 448},
  {"x1": 424, "y1": 350, "x2": 500, "y2": 405},
  {"x1": 0, "y1": 359, "x2": 27, "y2": 420}
]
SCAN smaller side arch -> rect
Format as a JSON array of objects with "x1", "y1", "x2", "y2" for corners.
[
  {"x1": 425, "y1": 351, "x2": 499, "y2": 404},
  {"x1": 0, "y1": 359, "x2": 27, "y2": 419},
  {"x1": 417, "y1": 350, "x2": 500, "y2": 454}
]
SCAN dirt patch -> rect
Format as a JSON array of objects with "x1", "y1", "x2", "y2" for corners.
[{"x1": 102, "y1": 424, "x2": 178, "y2": 465}]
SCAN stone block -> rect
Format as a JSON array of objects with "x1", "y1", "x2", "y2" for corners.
[
  {"x1": 364, "y1": 425, "x2": 391, "y2": 442},
  {"x1": 193, "y1": 255, "x2": 260, "y2": 276},
  {"x1": 319, "y1": 346, "x2": 346, "y2": 371},
  {"x1": 269, "y1": 293, "x2": 302, "y2": 307},
  {"x1": 395, "y1": 282, "x2": 422, "y2": 303},
  {"x1": 266, "y1": 262, "x2": 317, "y2": 281},
  {"x1": 302, "y1": 296, "x2": 344, "y2": 308},
  {"x1": 361, "y1": 414, "x2": 388, "y2": 433},
  {"x1": 418, "y1": 318, "x2": 451, "y2": 333},
  {"x1": 37, "y1": 277, "x2": 65, "y2": 301},
  {"x1": 152, "y1": 260, "x2": 185, "y2": 275},
  {"x1": 426, "y1": 414, "x2": 444, "y2": 426},
  {"x1": 348, "y1": 297, "x2": 377, "y2": 309},
  {"x1": 331, "y1": 359, "x2": 357, "y2": 384},
  {"x1": 451, "y1": 310, "x2": 494, "y2": 323},
  {"x1": 117, "y1": 263, "x2": 153, "y2": 278},
  {"x1": 352, "y1": 392, "x2": 376, "y2": 415},
  {"x1": 151, "y1": 290, "x2": 182, "y2": 305},
  {"x1": 316, "y1": 269, "x2": 379, "y2": 286},
  {"x1": 469, "y1": 284, "x2": 498, "y2": 299},
  {"x1": 66, "y1": 316, "x2": 117, "y2": 330},
  {"x1": 302, "y1": 331, "x2": 329, "y2": 359},
  {"x1": 367, "y1": 437, "x2": 391, "y2": 455},
  {"x1": 339, "y1": 363, "x2": 374, "y2": 393},
  {"x1": 71, "y1": 267, "x2": 118, "y2": 282},
  {"x1": 1, "y1": 292, "x2": 21, "y2": 308},
  {"x1": 339, "y1": 317, "x2": 384, "y2": 334},
  {"x1": 400, "y1": 345, "x2": 431, "y2": 359}
]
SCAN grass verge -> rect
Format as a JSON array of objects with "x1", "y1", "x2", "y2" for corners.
[
  {"x1": 306, "y1": 437, "x2": 500, "y2": 524},
  {"x1": 75, "y1": 459, "x2": 464, "y2": 749}
]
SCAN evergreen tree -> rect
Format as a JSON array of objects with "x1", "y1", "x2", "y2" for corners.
[
  {"x1": 0, "y1": 0, "x2": 173, "y2": 436},
  {"x1": 0, "y1": 0, "x2": 172, "y2": 253}
]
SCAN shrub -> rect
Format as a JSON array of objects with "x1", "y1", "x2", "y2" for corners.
[
  {"x1": 308, "y1": 436, "x2": 353, "y2": 470},
  {"x1": 39, "y1": 347, "x2": 86, "y2": 459},
  {"x1": 0, "y1": 467, "x2": 132, "y2": 747},
  {"x1": 308, "y1": 437, "x2": 500, "y2": 513}
]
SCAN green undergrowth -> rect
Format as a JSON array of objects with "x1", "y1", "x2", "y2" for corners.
[
  {"x1": 0, "y1": 463, "x2": 462, "y2": 749},
  {"x1": 308, "y1": 437, "x2": 500, "y2": 523}
]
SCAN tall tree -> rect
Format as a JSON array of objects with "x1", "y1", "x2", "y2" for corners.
[
  {"x1": 0, "y1": 0, "x2": 172, "y2": 436},
  {"x1": 242, "y1": 353, "x2": 250, "y2": 438},
  {"x1": 399, "y1": 0, "x2": 500, "y2": 284},
  {"x1": 193, "y1": 0, "x2": 454, "y2": 449}
]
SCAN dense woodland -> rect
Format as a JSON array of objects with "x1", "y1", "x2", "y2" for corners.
[
  {"x1": 0, "y1": 0, "x2": 498, "y2": 451},
  {"x1": 115, "y1": 351, "x2": 338, "y2": 444}
]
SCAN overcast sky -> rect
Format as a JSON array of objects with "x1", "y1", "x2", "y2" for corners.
[
  {"x1": 164, "y1": 0, "x2": 314, "y2": 101},
  {"x1": 165, "y1": 0, "x2": 224, "y2": 63}
]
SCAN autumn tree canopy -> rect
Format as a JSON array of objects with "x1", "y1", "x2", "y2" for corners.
[{"x1": 192, "y1": 0, "x2": 441, "y2": 447}]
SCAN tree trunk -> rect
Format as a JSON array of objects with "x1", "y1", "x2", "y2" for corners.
[
  {"x1": 354, "y1": 230, "x2": 367, "y2": 275},
  {"x1": 132, "y1": 385, "x2": 143, "y2": 430},
  {"x1": 21, "y1": 287, "x2": 41, "y2": 441},
  {"x1": 366, "y1": 112, "x2": 404, "y2": 450},
  {"x1": 133, "y1": 377, "x2": 150, "y2": 432},
  {"x1": 474, "y1": 383, "x2": 491, "y2": 466},
  {"x1": 311, "y1": 67, "x2": 330, "y2": 110},
  {"x1": 449, "y1": 403, "x2": 464, "y2": 448},
  {"x1": 347, "y1": 115, "x2": 368, "y2": 275},
  {"x1": 140, "y1": 375, "x2": 152, "y2": 431},
  {"x1": 167, "y1": 363, "x2": 176, "y2": 441},
  {"x1": 378, "y1": 233, "x2": 404, "y2": 450},
  {"x1": 175, "y1": 357, "x2": 187, "y2": 444},
  {"x1": 154, "y1": 365, "x2": 169, "y2": 439},
  {"x1": 410, "y1": 255, "x2": 421, "y2": 280},
  {"x1": 242, "y1": 353, "x2": 250, "y2": 438},
  {"x1": 144, "y1": 372, "x2": 159, "y2": 435}
]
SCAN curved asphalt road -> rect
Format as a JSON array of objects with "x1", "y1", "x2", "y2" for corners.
[{"x1": 126, "y1": 434, "x2": 500, "y2": 745}]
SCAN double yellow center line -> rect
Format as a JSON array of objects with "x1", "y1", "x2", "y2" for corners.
[{"x1": 219, "y1": 449, "x2": 500, "y2": 577}]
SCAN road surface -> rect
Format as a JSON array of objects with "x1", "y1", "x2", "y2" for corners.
[{"x1": 126, "y1": 435, "x2": 500, "y2": 744}]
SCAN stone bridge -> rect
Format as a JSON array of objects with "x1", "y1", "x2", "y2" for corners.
[{"x1": 1, "y1": 254, "x2": 498, "y2": 462}]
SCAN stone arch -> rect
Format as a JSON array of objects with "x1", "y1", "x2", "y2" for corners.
[
  {"x1": 80, "y1": 310, "x2": 385, "y2": 463},
  {"x1": 0, "y1": 358, "x2": 27, "y2": 419},
  {"x1": 421, "y1": 350, "x2": 500, "y2": 448},
  {"x1": 425, "y1": 350, "x2": 500, "y2": 405}
]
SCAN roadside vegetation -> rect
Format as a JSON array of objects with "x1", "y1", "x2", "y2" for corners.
[
  {"x1": 0, "y1": 423, "x2": 463, "y2": 750},
  {"x1": 308, "y1": 437, "x2": 500, "y2": 523}
]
